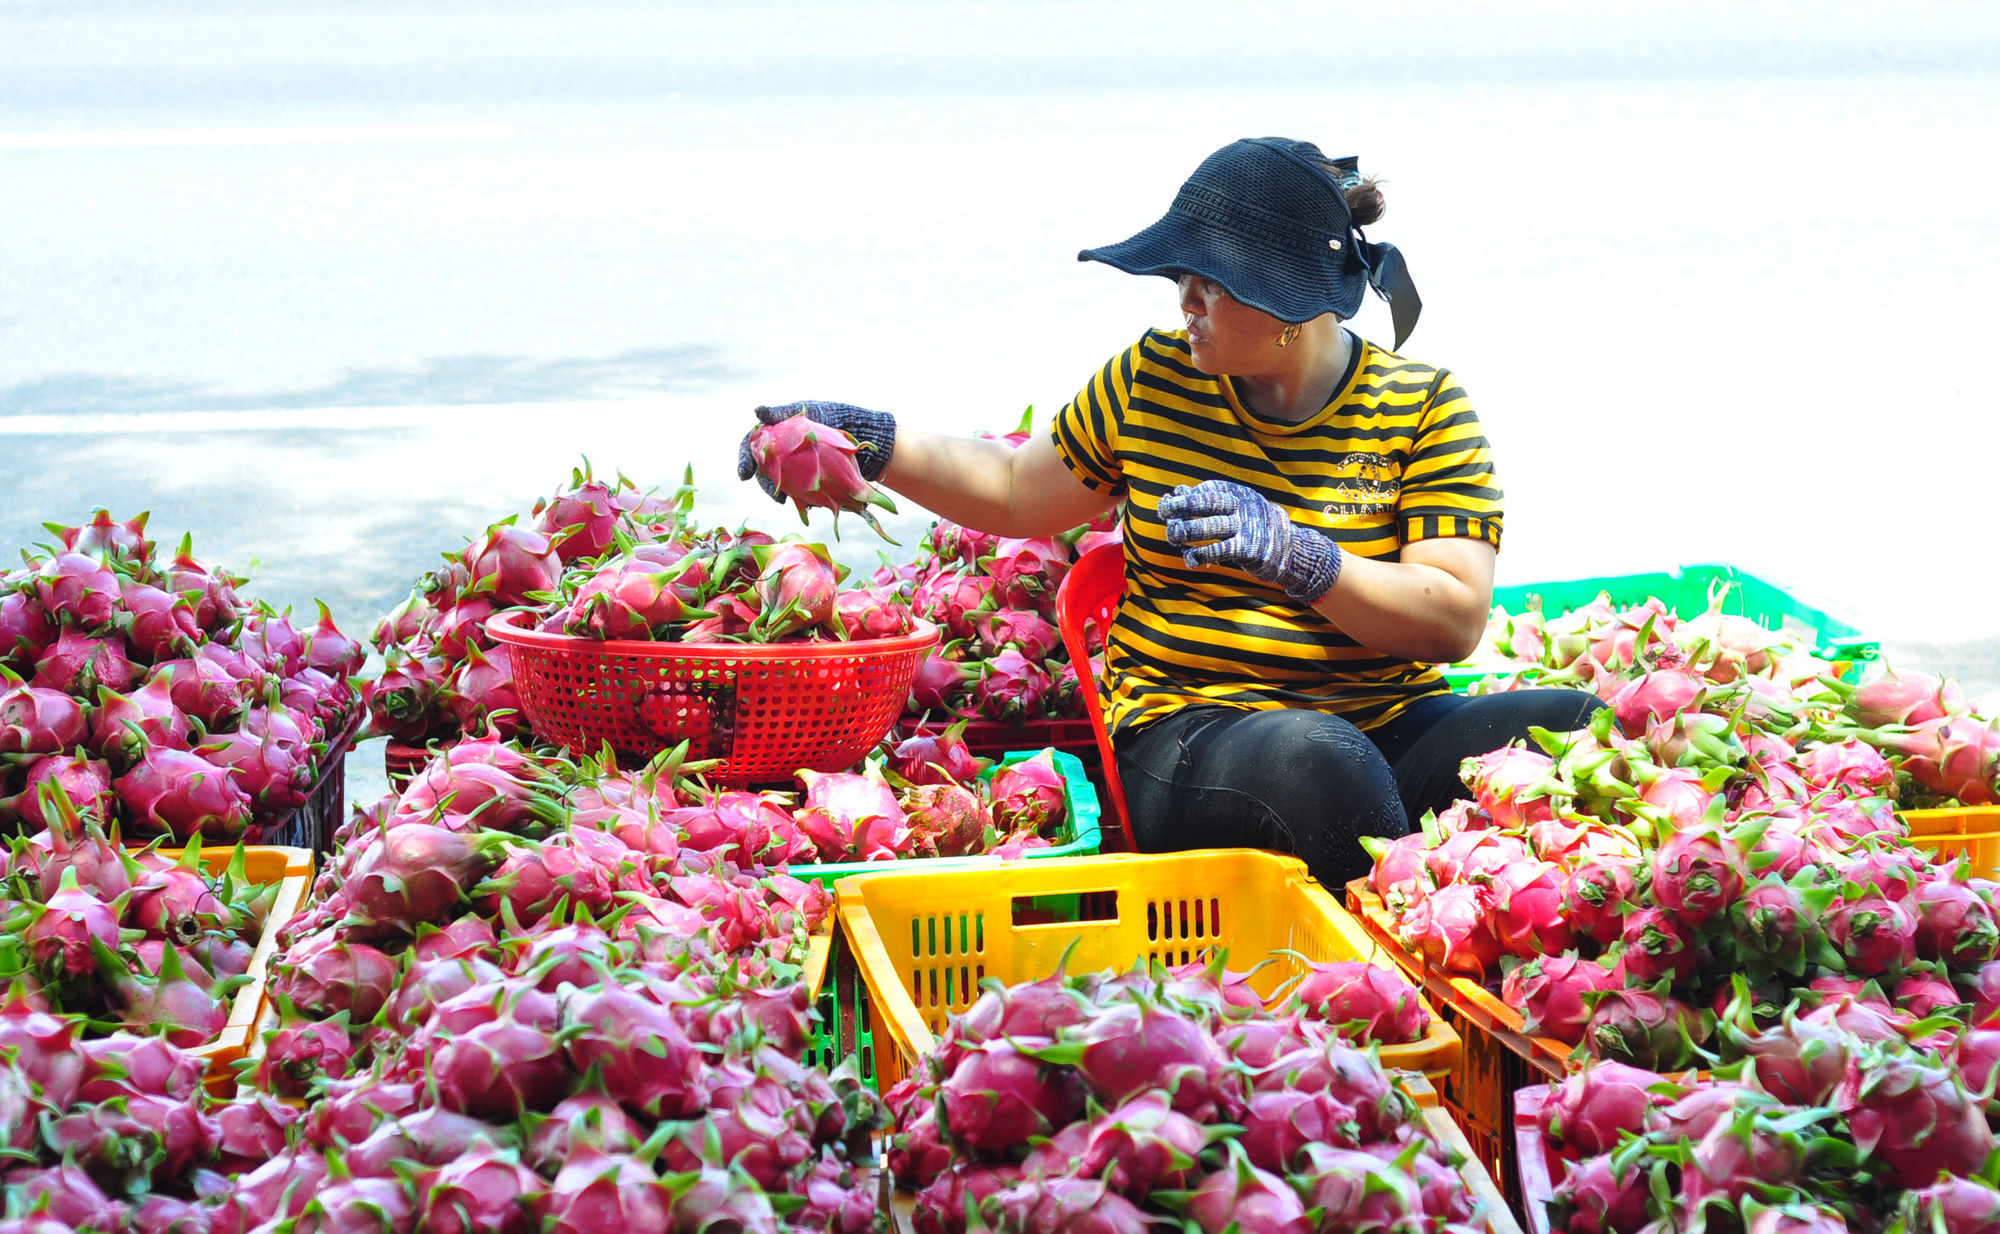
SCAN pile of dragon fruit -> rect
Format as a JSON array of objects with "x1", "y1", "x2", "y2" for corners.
[
  {"x1": 212, "y1": 733, "x2": 896, "y2": 1234},
  {"x1": 0, "y1": 1013, "x2": 312, "y2": 1232},
  {"x1": 1532, "y1": 1025, "x2": 2000, "y2": 1234},
  {"x1": 366, "y1": 462, "x2": 929, "y2": 749},
  {"x1": 2, "y1": 804, "x2": 285, "y2": 1050},
  {"x1": 0, "y1": 509, "x2": 366, "y2": 842},
  {"x1": 1367, "y1": 588, "x2": 2000, "y2": 1071},
  {"x1": 881, "y1": 953, "x2": 1476, "y2": 1234}
]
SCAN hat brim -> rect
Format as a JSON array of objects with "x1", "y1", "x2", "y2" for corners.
[{"x1": 1078, "y1": 210, "x2": 1362, "y2": 324}]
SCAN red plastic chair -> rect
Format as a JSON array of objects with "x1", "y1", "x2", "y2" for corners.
[{"x1": 1054, "y1": 544, "x2": 1136, "y2": 852}]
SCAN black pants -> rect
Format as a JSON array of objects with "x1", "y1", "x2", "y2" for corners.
[{"x1": 1114, "y1": 690, "x2": 1604, "y2": 888}]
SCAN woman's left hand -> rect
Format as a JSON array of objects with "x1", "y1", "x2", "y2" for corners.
[{"x1": 1160, "y1": 480, "x2": 1341, "y2": 604}]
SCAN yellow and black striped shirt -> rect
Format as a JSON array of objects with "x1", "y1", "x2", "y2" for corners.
[{"x1": 1052, "y1": 329, "x2": 1503, "y2": 736}]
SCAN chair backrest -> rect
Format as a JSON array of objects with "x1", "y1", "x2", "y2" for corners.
[{"x1": 1054, "y1": 543, "x2": 1136, "y2": 852}]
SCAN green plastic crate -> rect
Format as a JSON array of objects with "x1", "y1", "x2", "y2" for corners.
[
  {"x1": 1443, "y1": 562, "x2": 1878, "y2": 691},
  {"x1": 799, "y1": 748, "x2": 1102, "y2": 1090}
]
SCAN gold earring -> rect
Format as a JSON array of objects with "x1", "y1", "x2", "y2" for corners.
[{"x1": 1276, "y1": 324, "x2": 1303, "y2": 347}]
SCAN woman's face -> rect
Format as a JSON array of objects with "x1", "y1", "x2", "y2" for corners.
[{"x1": 1177, "y1": 274, "x2": 1283, "y2": 375}]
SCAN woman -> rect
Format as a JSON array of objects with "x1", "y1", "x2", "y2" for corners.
[{"x1": 739, "y1": 137, "x2": 1597, "y2": 886}]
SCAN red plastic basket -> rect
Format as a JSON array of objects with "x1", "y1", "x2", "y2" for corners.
[{"x1": 486, "y1": 611, "x2": 941, "y2": 784}]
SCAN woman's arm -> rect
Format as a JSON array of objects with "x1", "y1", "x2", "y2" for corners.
[
  {"x1": 882, "y1": 429, "x2": 1119, "y2": 538},
  {"x1": 1308, "y1": 537, "x2": 1496, "y2": 664}
]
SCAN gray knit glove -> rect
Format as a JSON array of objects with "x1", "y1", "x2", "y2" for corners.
[
  {"x1": 1159, "y1": 480, "x2": 1343, "y2": 605},
  {"x1": 737, "y1": 401, "x2": 898, "y2": 501}
]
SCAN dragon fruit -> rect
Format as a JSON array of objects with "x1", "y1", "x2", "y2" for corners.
[
  {"x1": 0, "y1": 678, "x2": 87, "y2": 754},
  {"x1": 118, "y1": 578, "x2": 203, "y2": 662},
  {"x1": 1289, "y1": 960, "x2": 1428, "y2": 1044},
  {"x1": 1586, "y1": 987, "x2": 1707, "y2": 1070},
  {"x1": 1824, "y1": 894, "x2": 1918, "y2": 975},
  {"x1": 1914, "y1": 879, "x2": 2000, "y2": 963},
  {"x1": 972, "y1": 607, "x2": 1062, "y2": 661},
  {"x1": 421, "y1": 1146, "x2": 549, "y2": 1234},
  {"x1": 746, "y1": 413, "x2": 899, "y2": 536},
  {"x1": 302, "y1": 599, "x2": 367, "y2": 677},
  {"x1": 34, "y1": 627, "x2": 137, "y2": 696},
  {"x1": 565, "y1": 558, "x2": 705, "y2": 640},
  {"x1": 342, "y1": 823, "x2": 502, "y2": 934},
  {"x1": 199, "y1": 726, "x2": 313, "y2": 815},
  {"x1": 105, "y1": 941, "x2": 231, "y2": 1046},
  {"x1": 930, "y1": 519, "x2": 1000, "y2": 565},
  {"x1": 1538, "y1": 1060, "x2": 1671, "y2": 1154},
  {"x1": 938, "y1": 1039, "x2": 1084, "y2": 1153},
  {"x1": 979, "y1": 537, "x2": 1072, "y2": 613},
  {"x1": 1363, "y1": 832, "x2": 1435, "y2": 907},
  {"x1": 912, "y1": 567, "x2": 996, "y2": 642},
  {"x1": 432, "y1": 1010, "x2": 574, "y2": 1118},
  {"x1": 891, "y1": 717, "x2": 984, "y2": 786},
  {"x1": 476, "y1": 839, "x2": 617, "y2": 923},
  {"x1": 978, "y1": 1176, "x2": 1153, "y2": 1234},
  {"x1": 1728, "y1": 878, "x2": 1825, "y2": 970},
  {"x1": 1562, "y1": 860, "x2": 1638, "y2": 945},
  {"x1": 114, "y1": 746, "x2": 254, "y2": 840},
  {"x1": 1797, "y1": 738, "x2": 1896, "y2": 796},
  {"x1": 560, "y1": 984, "x2": 703, "y2": 1119},
  {"x1": 292, "y1": 1175, "x2": 417, "y2": 1234},
  {"x1": 989, "y1": 749, "x2": 1066, "y2": 835},
  {"x1": 1183, "y1": 1156, "x2": 1314, "y2": 1234},
  {"x1": 534, "y1": 465, "x2": 629, "y2": 562},
  {"x1": 1292, "y1": 1144, "x2": 1423, "y2": 1234},
  {"x1": 92, "y1": 675, "x2": 196, "y2": 764},
  {"x1": 26, "y1": 867, "x2": 128, "y2": 977},
  {"x1": 0, "y1": 1160, "x2": 122, "y2": 1230},
  {"x1": 1608, "y1": 668, "x2": 1704, "y2": 735},
  {"x1": 1398, "y1": 882, "x2": 1501, "y2": 977},
  {"x1": 1897, "y1": 1178, "x2": 2000, "y2": 1234},
  {"x1": 33, "y1": 551, "x2": 122, "y2": 630},
  {"x1": 752, "y1": 541, "x2": 842, "y2": 639},
  {"x1": 1423, "y1": 827, "x2": 1527, "y2": 886},
  {"x1": 397, "y1": 757, "x2": 560, "y2": 833},
  {"x1": 525, "y1": 1094, "x2": 645, "y2": 1173},
  {"x1": 1502, "y1": 953, "x2": 1619, "y2": 1045},
  {"x1": 443, "y1": 642, "x2": 524, "y2": 738},
  {"x1": 544, "y1": 1141, "x2": 676, "y2": 1234},
  {"x1": 834, "y1": 586, "x2": 917, "y2": 640},
  {"x1": 1618, "y1": 907, "x2": 1699, "y2": 984},
  {"x1": 128, "y1": 846, "x2": 227, "y2": 944},
  {"x1": 463, "y1": 520, "x2": 562, "y2": 607},
  {"x1": 795, "y1": 766, "x2": 910, "y2": 861},
  {"x1": 909, "y1": 647, "x2": 978, "y2": 715},
  {"x1": 1834, "y1": 666, "x2": 1966, "y2": 728},
  {"x1": 1896, "y1": 972, "x2": 1962, "y2": 1018},
  {"x1": 975, "y1": 649, "x2": 1055, "y2": 721},
  {"x1": 1461, "y1": 743, "x2": 1558, "y2": 828},
  {"x1": 151, "y1": 655, "x2": 251, "y2": 728},
  {"x1": 0, "y1": 590, "x2": 57, "y2": 665},
  {"x1": 4, "y1": 751, "x2": 116, "y2": 828},
  {"x1": 1484, "y1": 858, "x2": 1575, "y2": 957},
  {"x1": 1871, "y1": 715, "x2": 2000, "y2": 805},
  {"x1": 904, "y1": 781, "x2": 991, "y2": 859},
  {"x1": 1648, "y1": 818, "x2": 1746, "y2": 928},
  {"x1": 270, "y1": 933, "x2": 397, "y2": 1020},
  {"x1": 1838, "y1": 1051, "x2": 1997, "y2": 1188}
]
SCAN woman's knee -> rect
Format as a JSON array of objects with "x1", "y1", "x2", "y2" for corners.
[{"x1": 1187, "y1": 708, "x2": 1398, "y2": 796}]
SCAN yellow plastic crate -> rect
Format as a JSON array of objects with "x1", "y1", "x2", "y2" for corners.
[
  {"x1": 1906, "y1": 806, "x2": 2000, "y2": 875},
  {"x1": 156, "y1": 846, "x2": 313, "y2": 1097},
  {"x1": 834, "y1": 849, "x2": 1462, "y2": 1096}
]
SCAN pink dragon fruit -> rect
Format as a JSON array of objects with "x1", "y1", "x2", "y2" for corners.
[
  {"x1": 1184, "y1": 1156, "x2": 1314, "y2": 1234},
  {"x1": 432, "y1": 1010, "x2": 574, "y2": 1118},
  {"x1": 1649, "y1": 819, "x2": 1746, "y2": 928},
  {"x1": 938, "y1": 1039, "x2": 1085, "y2": 1153},
  {"x1": 303, "y1": 600, "x2": 367, "y2": 677},
  {"x1": 476, "y1": 839, "x2": 617, "y2": 923},
  {"x1": 972, "y1": 607, "x2": 1062, "y2": 661},
  {"x1": 1461, "y1": 744, "x2": 1558, "y2": 828},
  {"x1": 1914, "y1": 879, "x2": 2000, "y2": 964},
  {"x1": 462, "y1": 520, "x2": 562, "y2": 607},
  {"x1": 445, "y1": 643, "x2": 524, "y2": 739},
  {"x1": 0, "y1": 590, "x2": 57, "y2": 666},
  {"x1": 524, "y1": 1094, "x2": 645, "y2": 1173},
  {"x1": 1292, "y1": 1144, "x2": 1423, "y2": 1234},
  {"x1": 979, "y1": 537, "x2": 1073, "y2": 613},
  {"x1": 1289, "y1": 960, "x2": 1428, "y2": 1043},
  {"x1": 909, "y1": 647, "x2": 979, "y2": 715},
  {"x1": 1824, "y1": 894, "x2": 1918, "y2": 975},
  {"x1": 1502, "y1": 953, "x2": 1619, "y2": 1045},
  {"x1": 1608, "y1": 668, "x2": 1705, "y2": 735},
  {"x1": 293, "y1": 1175, "x2": 417, "y2": 1234},
  {"x1": 1836, "y1": 666, "x2": 1966, "y2": 728},
  {"x1": 746, "y1": 413, "x2": 899, "y2": 536},
  {"x1": 543, "y1": 1141, "x2": 677, "y2": 1234},
  {"x1": 0, "y1": 678, "x2": 87, "y2": 754},
  {"x1": 128, "y1": 846, "x2": 228, "y2": 944},
  {"x1": 26, "y1": 866, "x2": 129, "y2": 977},
  {"x1": 892, "y1": 718, "x2": 984, "y2": 785},
  {"x1": 239, "y1": 607, "x2": 307, "y2": 676},
  {"x1": 3, "y1": 751, "x2": 116, "y2": 827},
  {"x1": 1618, "y1": 906, "x2": 1699, "y2": 985},
  {"x1": 114, "y1": 746, "x2": 254, "y2": 840},
  {"x1": 34, "y1": 627, "x2": 138, "y2": 696},
  {"x1": 150, "y1": 655, "x2": 250, "y2": 728},
  {"x1": 1423, "y1": 827, "x2": 1527, "y2": 886},
  {"x1": 1398, "y1": 882, "x2": 1501, "y2": 977},
  {"x1": 1537, "y1": 1061, "x2": 1671, "y2": 1155},
  {"x1": 1727, "y1": 1012, "x2": 1853, "y2": 1107},
  {"x1": 1587, "y1": 987, "x2": 1708, "y2": 1070},
  {"x1": 105, "y1": 942, "x2": 230, "y2": 1046},
  {"x1": 159, "y1": 536, "x2": 243, "y2": 633},
  {"x1": 752, "y1": 541, "x2": 842, "y2": 639},
  {"x1": 51, "y1": 509, "x2": 152, "y2": 561},
  {"x1": 1483, "y1": 858, "x2": 1576, "y2": 957},
  {"x1": 912, "y1": 566, "x2": 996, "y2": 642},
  {"x1": 979, "y1": 1176, "x2": 1153, "y2": 1234},
  {"x1": 1727, "y1": 878, "x2": 1825, "y2": 970},
  {"x1": 1363, "y1": 832, "x2": 1435, "y2": 908},
  {"x1": 1060, "y1": 1090, "x2": 1206, "y2": 1197},
  {"x1": 1873, "y1": 715, "x2": 2000, "y2": 805},
  {"x1": 974, "y1": 648, "x2": 1054, "y2": 721},
  {"x1": 989, "y1": 749, "x2": 1066, "y2": 835},
  {"x1": 342, "y1": 823, "x2": 502, "y2": 934},
  {"x1": 565, "y1": 558, "x2": 705, "y2": 640},
  {"x1": 560, "y1": 986, "x2": 703, "y2": 1118},
  {"x1": 533, "y1": 465, "x2": 629, "y2": 562},
  {"x1": 1798, "y1": 738, "x2": 1896, "y2": 796},
  {"x1": 421, "y1": 1146, "x2": 549, "y2": 1234},
  {"x1": 0, "y1": 1161, "x2": 122, "y2": 1230},
  {"x1": 397, "y1": 757, "x2": 559, "y2": 833},
  {"x1": 1838, "y1": 1052, "x2": 1998, "y2": 1188},
  {"x1": 794, "y1": 765, "x2": 910, "y2": 860},
  {"x1": 33, "y1": 551, "x2": 121, "y2": 630},
  {"x1": 199, "y1": 726, "x2": 312, "y2": 815},
  {"x1": 1895, "y1": 972, "x2": 1962, "y2": 1019},
  {"x1": 930, "y1": 519, "x2": 1000, "y2": 564},
  {"x1": 118, "y1": 578, "x2": 202, "y2": 661},
  {"x1": 1562, "y1": 860, "x2": 1638, "y2": 945},
  {"x1": 91, "y1": 674, "x2": 195, "y2": 764},
  {"x1": 904, "y1": 781, "x2": 991, "y2": 859},
  {"x1": 1898, "y1": 1178, "x2": 2000, "y2": 1234},
  {"x1": 834, "y1": 586, "x2": 917, "y2": 640},
  {"x1": 270, "y1": 932, "x2": 397, "y2": 1020}
]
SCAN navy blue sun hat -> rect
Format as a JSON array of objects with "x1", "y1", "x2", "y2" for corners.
[{"x1": 1078, "y1": 137, "x2": 1422, "y2": 347}]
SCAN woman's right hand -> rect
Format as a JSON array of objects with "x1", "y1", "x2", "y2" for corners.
[{"x1": 736, "y1": 401, "x2": 898, "y2": 502}]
